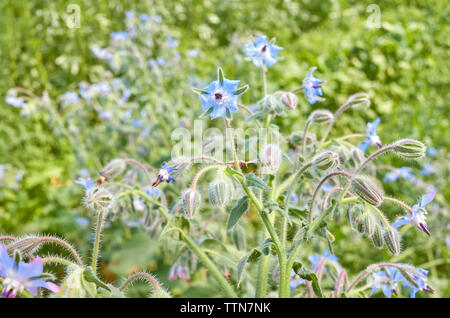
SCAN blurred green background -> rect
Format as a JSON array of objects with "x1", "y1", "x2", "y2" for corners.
[{"x1": 0, "y1": 0, "x2": 449, "y2": 297}]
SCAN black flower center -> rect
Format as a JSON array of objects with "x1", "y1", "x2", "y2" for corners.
[
  {"x1": 215, "y1": 92, "x2": 223, "y2": 100},
  {"x1": 261, "y1": 45, "x2": 267, "y2": 52}
]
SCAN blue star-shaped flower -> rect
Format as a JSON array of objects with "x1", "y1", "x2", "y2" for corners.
[
  {"x1": 74, "y1": 178, "x2": 94, "y2": 190},
  {"x1": 302, "y1": 68, "x2": 323, "y2": 104},
  {"x1": 370, "y1": 268, "x2": 404, "y2": 298},
  {"x1": 244, "y1": 35, "x2": 283, "y2": 68},
  {"x1": 402, "y1": 268, "x2": 433, "y2": 298},
  {"x1": 152, "y1": 162, "x2": 177, "y2": 187},
  {"x1": 359, "y1": 118, "x2": 382, "y2": 154},
  {"x1": 308, "y1": 249, "x2": 339, "y2": 271},
  {"x1": 393, "y1": 190, "x2": 436, "y2": 236},
  {"x1": 199, "y1": 68, "x2": 247, "y2": 120},
  {"x1": 384, "y1": 167, "x2": 415, "y2": 182},
  {"x1": 0, "y1": 244, "x2": 60, "y2": 297}
]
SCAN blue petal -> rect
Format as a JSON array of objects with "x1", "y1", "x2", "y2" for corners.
[
  {"x1": 392, "y1": 217, "x2": 409, "y2": 228},
  {"x1": 254, "y1": 35, "x2": 268, "y2": 47},
  {"x1": 382, "y1": 285, "x2": 392, "y2": 298},
  {"x1": 210, "y1": 105, "x2": 226, "y2": 119},
  {"x1": 200, "y1": 94, "x2": 213, "y2": 111},
  {"x1": 222, "y1": 78, "x2": 240, "y2": 94},
  {"x1": 263, "y1": 55, "x2": 278, "y2": 67},
  {"x1": 203, "y1": 81, "x2": 218, "y2": 94},
  {"x1": 244, "y1": 44, "x2": 258, "y2": 57},
  {"x1": 251, "y1": 56, "x2": 264, "y2": 67},
  {"x1": 359, "y1": 138, "x2": 371, "y2": 153},
  {"x1": 269, "y1": 44, "x2": 283, "y2": 56},
  {"x1": 17, "y1": 257, "x2": 43, "y2": 279},
  {"x1": 419, "y1": 190, "x2": 436, "y2": 208}
]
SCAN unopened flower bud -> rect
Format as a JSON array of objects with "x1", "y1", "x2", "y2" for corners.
[
  {"x1": 165, "y1": 156, "x2": 192, "y2": 175},
  {"x1": 260, "y1": 144, "x2": 282, "y2": 173},
  {"x1": 346, "y1": 92, "x2": 370, "y2": 109},
  {"x1": 355, "y1": 211, "x2": 376, "y2": 236},
  {"x1": 370, "y1": 222, "x2": 385, "y2": 249},
  {"x1": 83, "y1": 186, "x2": 114, "y2": 212},
  {"x1": 351, "y1": 176, "x2": 384, "y2": 206},
  {"x1": 346, "y1": 204, "x2": 364, "y2": 230},
  {"x1": 384, "y1": 225, "x2": 401, "y2": 256},
  {"x1": 182, "y1": 189, "x2": 201, "y2": 219},
  {"x1": 100, "y1": 159, "x2": 126, "y2": 181},
  {"x1": 281, "y1": 92, "x2": 298, "y2": 110},
  {"x1": 308, "y1": 110, "x2": 334, "y2": 125},
  {"x1": 208, "y1": 178, "x2": 233, "y2": 207},
  {"x1": 392, "y1": 139, "x2": 426, "y2": 159},
  {"x1": 312, "y1": 151, "x2": 339, "y2": 170}
]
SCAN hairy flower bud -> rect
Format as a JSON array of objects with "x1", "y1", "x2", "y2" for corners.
[
  {"x1": 182, "y1": 189, "x2": 201, "y2": 219},
  {"x1": 312, "y1": 151, "x2": 339, "y2": 170},
  {"x1": 208, "y1": 178, "x2": 233, "y2": 207},
  {"x1": 281, "y1": 91, "x2": 298, "y2": 110},
  {"x1": 165, "y1": 156, "x2": 192, "y2": 175},
  {"x1": 346, "y1": 92, "x2": 370, "y2": 109},
  {"x1": 260, "y1": 144, "x2": 282, "y2": 173},
  {"x1": 308, "y1": 110, "x2": 334, "y2": 125},
  {"x1": 392, "y1": 139, "x2": 426, "y2": 159},
  {"x1": 346, "y1": 204, "x2": 364, "y2": 230},
  {"x1": 83, "y1": 186, "x2": 114, "y2": 212},
  {"x1": 384, "y1": 226, "x2": 401, "y2": 256},
  {"x1": 56, "y1": 266, "x2": 97, "y2": 298},
  {"x1": 351, "y1": 176, "x2": 384, "y2": 206},
  {"x1": 370, "y1": 222, "x2": 385, "y2": 249},
  {"x1": 100, "y1": 159, "x2": 126, "y2": 181}
]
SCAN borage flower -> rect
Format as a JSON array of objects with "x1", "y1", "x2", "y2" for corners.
[
  {"x1": 74, "y1": 178, "x2": 94, "y2": 190},
  {"x1": 393, "y1": 190, "x2": 436, "y2": 236},
  {"x1": 0, "y1": 244, "x2": 60, "y2": 298},
  {"x1": 308, "y1": 249, "x2": 339, "y2": 271},
  {"x1": 244, "y1": 35, "x2": 283, "y2": 68},
  {"x1": 168, "y1": 264, "x2": 189, "y2": 281},
  {"x1": 359, "y1": 118, "x2": 382, "y2": 154},
  {"x1": 403, "y1": 268, "x2": 434, "y2": 298},
  {"x1": 384, "y1": 167, "x2": 415, "y2": 182},
  {"x1": 370, "y1": 267, "x2": 404, "y2": 298},
  {"x1": 302, "y1": 67, "x2": 323, "y2": 104},
  {"x1": 152, "y1": 162, "x2": 177, "y2": 187},
  {"x1": 195, "y1": 68, "x2": 248, "y2": 120},
  {"x1": 289, "y1": 269, "x2": 305, "y2": 291}
]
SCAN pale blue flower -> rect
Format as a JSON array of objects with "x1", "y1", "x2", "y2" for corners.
[
  {"x1": 187, "y1": 49, "x2": 199, "y2": 58},
  {"x1": 290, "y1": 193, "x2": 298, "y2": 204},
  {"x1": 302, "y1": 68, "x2": 323, "y2": 104},
  {"x1": 92, "y1": 46, "x2": 113, "y2": 60},
  {"x1": 145, "y1": 186, "x2": 160, "y2": 199},
  {"x1": 0, "y1": 244, "x2": 60, "y2": 297},
  {"x1": 166, "y1": 36, "x2": 179, "y2": 49},
  {"x1": 199, "y1": 69, "x2": 245, "y2": 120},
  {"x1": 75, "y1": 217, "x2": 90, "y2": 227},
  {"x1": 99, "y1": 111, "x2": 112, "y2": 121},
  {"x1": 402, "y1": 268, "x2": 433, "y2": 298},
  {"x1": 152, "y1": 162, "x2": 177, "y2": 186},
  {"x1": 156, "y1": 57, "x2": 166, "y2": 65},
  {"x1": 121, "y1": 88, "x2": 131, "y2": 102},
  {"x1": 140, "y1": 14, "x2": 150, "y2": 22},
  {"x1": 131, "y1": 119, "x2": 143, "y2": 127},
  {"x1": 427, "y1": 147, "x2": 437, "y2": 157},
  {"x1": 393, "y1": 190, "x2": 435, "y2": 236},
  {"x1": 61, "y1": 92, "x2": 79, "y2": 106},
  {"x1": 384, "y1": 167, "x2": 415, "y2": 182},
  {"x1": 111, "y1": 31, "x2": 129, "y2": 41},
  {"x1": 359, "y1": 118, "x2": 382, "y2": 154},
  {"x1": 125, "y1": 11, "x2": 134, "y2": 20},
  {"x1": 6, "y1": 96, "x2": 26, "y2": 108},
  {"x1": 289, "y1": 269, "x2": 305, "y2": 291},
  {"x1": 308, "y1": 249, "x2": 339, "y2": 271},
  {"x1": 370, "y1": 267, "x2": 404, "y2": 298},
  {"x1": 75, "y1": 178, "x2": 94, "y2": 190},
  {"x1": 244, "y1": 35, "x2": 283, "y2": 68},
  {"x1": 420, "y1": 163, "x2": 435, "y2": 176}
]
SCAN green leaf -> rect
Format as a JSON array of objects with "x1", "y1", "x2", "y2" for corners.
[
  {"x1": 236, "y1": 238, "x2": 273, "y2": 286},
  {"x1": 234, "y1": 84, "x2": 249, "y2": 95},
  {"x1": 218, "y1": 67, "x2": 225, "y2": 84},
  {"x1": 159, "y1": 215, "x2": 190, "y2": 240},
  {"x1": 199, "y1": 107, "x2": 213, "y2": 119},
  {"x1": 292, "y1": 262, "x2": 324, "y2": 298},
  {"x1": 227, "y1": 196, "x2": 249, "y2": 231},
  {"x1": 245, "y1": 173, "x2": 271, "y2": 190}
]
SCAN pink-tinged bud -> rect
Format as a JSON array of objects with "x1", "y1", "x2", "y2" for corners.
[
  {"x1": 260, "y1": 144, "x2": 282, "y2": 173},
  {"x1": 281, "y1": 92, "x2": 298, "y2": 110},
  {"x1": 182, "y1": 189, "x2": 201, "y2": 219}
]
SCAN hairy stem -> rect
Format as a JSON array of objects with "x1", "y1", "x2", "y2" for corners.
[{"x1": 91, "y1": 210, "x2": 104, "y2": 275}]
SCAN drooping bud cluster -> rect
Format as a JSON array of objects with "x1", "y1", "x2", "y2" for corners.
[
  {"x1": 308, "y1": 110, "x2": 334, "y2": 125},
  {"x1": 182, "y1": 189, "x2": 202, "y2": 219},
  {"x1": 83, "y1": 186, "x2": 114, "y2": 212},
  {"x1": 260, "y1": 144, "x2": 282, "y2": 173},
  {"x1": 392, "y1": 139, "x2": 426, "y2": 159},
  {"x1": 312, "y1": 151, "x2": 339, "y2": 170},
  {"x1": 208, "y1": 178, "x2": 233, "y2": 207},
  {"x1": 351, "y1": 176, "x2": 384, "y2": 206},
  {"x1": 99, "y1": 159, "x2": 126, "y2": 182}
]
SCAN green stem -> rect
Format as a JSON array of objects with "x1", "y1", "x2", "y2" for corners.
[
  {"x1": 91, "y1": 210, "x2": 104, "y2": 276},
  {"x1": 274, "y1": 162, "x2": 312, "y2": 199},
  {"x1": 255, "y1": 255, "x2": 270, "y2": 298},
  {"x1": 179, "y1": 230, "x2": 237, "y2": 298}
]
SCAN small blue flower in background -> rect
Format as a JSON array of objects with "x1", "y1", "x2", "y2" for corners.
[
  {"x1": 289, "y1": 193, "x2": 298, "y2": 204},
  {"x1": 92, "y1": 46, "x2": 113, "y2": 60},
  {"x1": 446, "y1": 235, "x2": 450, "y2": 249},
  {"x1": 125, "y1": 11, "x2": 134, "y2": 20},
  {"x1": 0, "y1": 244, "x2": 60, "y2": 297},
  {"x1": 426, "y1": 147, "x2": 437, "y2": 157},
  {"x1": 60, "y1": 92, "x2": 79, "y2": 106},
  {"x1": 140, "y1": 13, "x2": 150, "y2": 22},
  {"x1": 75, "y1": 178, "x2": 94, "y2": 190},
  {"x1": 384, "y1": 167, "x2": 415, "y2": 182},
  {"x1": 289, "y1": 269, "x2": 305, "y2": 291},
  {"x1": 140, "y1": 126, "x2": 151, "y2": 139},
  {"x1": 403, "y1": 268, "x2": 433, "y2": 298},
  {"x1": 6, "y1": 96, "x2": 26, "y2": 108},
  {"x1": 145, "y1": 186, "x2": 160, "y2": 199},
  {"x1": 15, "y1": 171, "x2": 24, "y2": 183},
  {"x1": 322, "y1": 182, "x2": 332, "y2": 193},
  {"x1": 121, "y1": 88, "x2": 131, "y2": 102},
  {"x1": 153, "y1": 15, "x2": 162, "y2": 23},
  {"x1": 198, "y1": 68, "x2": 247, "y2": 120},
  {"x1": 131, "y1": 119, "x2": 143, "y2": 127},
  {"x1": 187, "y1": 49, "x2": 199, "y2": 58},
  {"x1": 75, "y1": 217, "x2": 90, "y2": 227},
  {"x1": 152, "y1": 162, "x2": 177, "y2": 187},
  {"x1": 93, "y1": 82, "x2": 111, "y2": 96},
  {"x1": 166, "y1": 36, "x2": 179, "y2": 49},
  {"x1": 121, "y1": 109, "x2": 132, "y2": 120},
  {"x1": 111, "y1": 31, "x2": 129, "y2": 41},
  {"x1": 302, "y1": 67, "x2": 323, "y2": 104},
  {"x1": 370, "y1": 267, "x2": 404, "y2": 298},
  {"x1": 0, "y1": 165, "x2": 4, "y2": 181},
  {"x1": 308, "y1": 249, "x2": 339, "y2": 271},
  {"x1": 393, "y1": 190, "x2": 436, "y2": 236},
  {"x1": 156, "y1": 57, "x2": 167, "y2": 66},
  {"x1": 168, "y1": 264, "x2": 189, "y2": 281},
  {"x1": 244, "y1": 35, "x2": 283, "y2": 68},
  {"x1": 359, "y1": 118, "x2": 382, "y2": 154},
  {"x1": 99, "y1": 111, "x2": 112, "y2": 121},
  {"x1": 420, "y1": 163, "x2": 435, "y2": 176}
]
